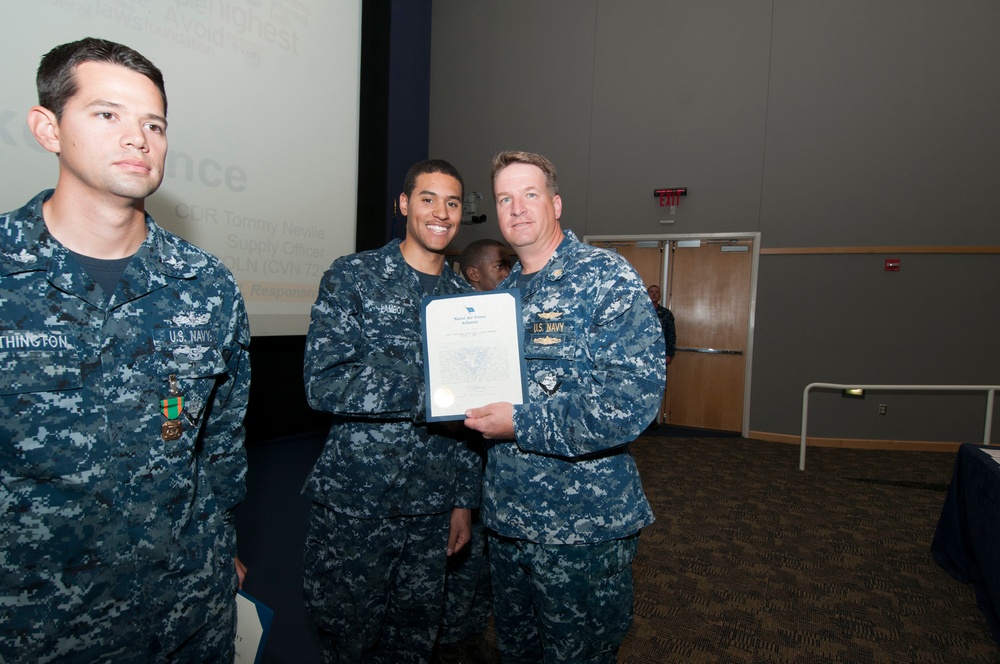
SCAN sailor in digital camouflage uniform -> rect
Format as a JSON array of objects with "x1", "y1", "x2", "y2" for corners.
[
  {"x1": 465, "y1": 151, "x2": 666, "y2": 663},
  {"x1": 0, "y1": 39, "x2": 250, "y2": 662},
  {"x1": 430, "y1": 240, "x2": 512, "y2": 664},
  {"x1": 302, "y1": 160, "x2": 481, "y2": 663}
]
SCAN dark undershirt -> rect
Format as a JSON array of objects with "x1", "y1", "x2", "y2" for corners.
[
  {"x1": 68, "y1": 250, "x2": 134, "y2": 301},
  {"x1": 416, "y1": 270, "x2": 441, "y2": 295},
  {"x1": 516, "y1": 271, "x2": 537, "y2": 290}
]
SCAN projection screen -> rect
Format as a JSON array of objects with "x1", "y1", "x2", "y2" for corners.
[{"x1": 0, "y1": 0, "x2": 361, "y2": 336}]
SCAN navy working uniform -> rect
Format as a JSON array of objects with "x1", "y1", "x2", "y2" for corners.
[
  {"x1": 303, "y1": 239, "x2": 482, "y2": 663},
  {"x1": 486, "y1": 230, "x2": 666, "y2": 662},
  {"x1": 0, "y1": 191, "x2": 251, "y2": 662},
  {"x1": 436, "y1": 437, "x2": 493, "y2": 657},
  {"x1": 653, "y1": 303, "x2": 676, "y2": 362}
]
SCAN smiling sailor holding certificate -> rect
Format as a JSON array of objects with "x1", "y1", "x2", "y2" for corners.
[
  {"x1": 463, "y1": 150, "x2": 666, "y2": 664},
  {"x1": 302, "y1": 159, "x2": 482, "y2": 664}
]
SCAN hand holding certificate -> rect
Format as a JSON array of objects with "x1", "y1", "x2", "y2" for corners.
[{"x1": 421, "y1": 289, "x2": 527, "y2": 421}]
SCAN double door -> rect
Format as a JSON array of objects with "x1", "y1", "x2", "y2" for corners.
[{"x1": 589, "y1": 236, "x2": 757, "y2": 434}]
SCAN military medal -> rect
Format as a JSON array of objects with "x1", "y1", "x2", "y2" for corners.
[
  {"x1": 161, "y1": 374, "x2": 184, "y2": 440},
  {"x1": 161, "y1": 419, "x2": 183, "y2": 440}
]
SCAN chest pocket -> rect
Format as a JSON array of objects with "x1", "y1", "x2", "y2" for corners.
[
  {"x1": 0, "y1": 348, "x2": 85, "y2": 478},
  {"x1": 524, "y1": 318, "x2": 579, "y2": 362},
  {"x1": 157, "y1": 346, "x2": 228, "y2": 420},
  {"x1": 164, "y1": 345, "x2": 225, "y2": 374},
  {"x1": 361, "y1": 297, "x2": 422, "y2": 373},
  {"x1": 152, "y1": 323, "x2": 227, "y2": 421},
  {"x1": 0, "y1": 348, "x2": 83, "y2": 396}
]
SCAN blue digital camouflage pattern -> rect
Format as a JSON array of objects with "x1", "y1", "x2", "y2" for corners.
[
  {"x1": 654, "y1": 303, "x2": 676, "y2": 358},
  {"x1": 303, "y1": 507, "x2": 450, "y2": 664},
  {"x1": 302, "y1": 239, "x2": 481, "y2": 517},
  {"x1": 302, "y1": 239, "x2": 482, "y2": 662},
  {"x1": 489, "y1": 535, "x2": 637, "y2": 663},
  {"x1": 438, "y1": 515, "x2": 492, "y2": 645},
  {"x1": 484, "y1": 230, "x2": 666, "y2": 545},
  {"x1": 0, "y1": 191, "x2": 251, "y2": 662}
]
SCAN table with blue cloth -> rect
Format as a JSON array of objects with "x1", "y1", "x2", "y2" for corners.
[{"x1": 932, "y1": 443, "x2": 1000, "y2": 646}]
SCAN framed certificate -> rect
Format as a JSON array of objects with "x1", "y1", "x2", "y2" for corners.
[{"x1": 421, "y1": 289, "x2": 528, "y2": 421}]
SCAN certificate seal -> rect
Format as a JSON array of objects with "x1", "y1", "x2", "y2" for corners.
[{"x1": 433, "y1": 387, "x2": 455, "y2": 408}]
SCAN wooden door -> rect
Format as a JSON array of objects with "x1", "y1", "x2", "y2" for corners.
[
  {"x1": 664, "y1": 240, "x2": 752, "y2": 432},
  {"x1": 589, "y1": 240, "x2": 665, "y2": 287}
]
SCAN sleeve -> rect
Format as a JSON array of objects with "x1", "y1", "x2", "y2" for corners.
[
  {"x1": 513, "y1": 264, "x2": 666, "y2": 459},
  {"x1": 303, "y1": 261, "x2": 424, "y2": 421},
  {"x1": 200, "y1": 282, "x2": 251, "y2": 522}
]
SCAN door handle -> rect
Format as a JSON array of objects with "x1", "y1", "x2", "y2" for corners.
[{"x1": 676, "y1": 347, "x2": 744, "y2": 355}]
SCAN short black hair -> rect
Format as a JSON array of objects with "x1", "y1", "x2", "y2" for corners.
[
  {"x1": 402, "y1": 159, "x2": 464, "y2": 199},
  {"x1": 459, "y1": 238, "x2": 507, "y2": 280},
  {"x1": 37, "y1": 37, "x2": 166, "y2": 120}
]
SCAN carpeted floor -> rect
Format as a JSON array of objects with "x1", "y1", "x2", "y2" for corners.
[
  {"x1": 236, "y1": 434, "x2": 1000, "y2": 663},
  {"x1": 621, "y1": 436, "x2": 999, "y2": 663}
]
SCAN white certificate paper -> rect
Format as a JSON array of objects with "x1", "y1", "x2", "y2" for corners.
[
  {"x1": 421, "y1": 289, "x2": 528, "y2": 421},
  {"x1": 234, "y1": 590, "x2": 273, "y2": 664}
]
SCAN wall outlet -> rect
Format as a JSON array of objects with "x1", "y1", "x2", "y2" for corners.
[{"x1": 878, "y1": 404, "x2": 888, "y2": 415}]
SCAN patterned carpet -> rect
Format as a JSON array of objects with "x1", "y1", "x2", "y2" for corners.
[
  {"x1": 240, "y1": 434, "x2": 999, "y2": 662},
  {"x1": 620, "y1": 436, "x2": 999, "y2": 663}
]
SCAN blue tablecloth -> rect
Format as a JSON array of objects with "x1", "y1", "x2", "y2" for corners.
[{"x1": 932, "y1": 443, "x2": 1000, "y2": 646}]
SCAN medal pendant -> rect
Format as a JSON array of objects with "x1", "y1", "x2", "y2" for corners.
[{"x1": 162, "y1": 419, "x2": 183, "y2": 441}]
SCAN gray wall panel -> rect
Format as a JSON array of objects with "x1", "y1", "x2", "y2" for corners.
[{"x1": 429, "y1": 0, "x2": 1000, "y2": 440}]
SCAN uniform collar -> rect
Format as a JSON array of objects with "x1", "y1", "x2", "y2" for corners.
[
  {"x1": 377, "y1": 238, "x2": 408, "y2": 281},
  {"x1": 1, "y1": 190, "x2": 198, "y2": 306},
  {"x1": 377, "y1": 238, "x2": 466, "y2": 293},
  {"x1": 504, "y1": 229, "x2": 578, "y2": 288}
]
